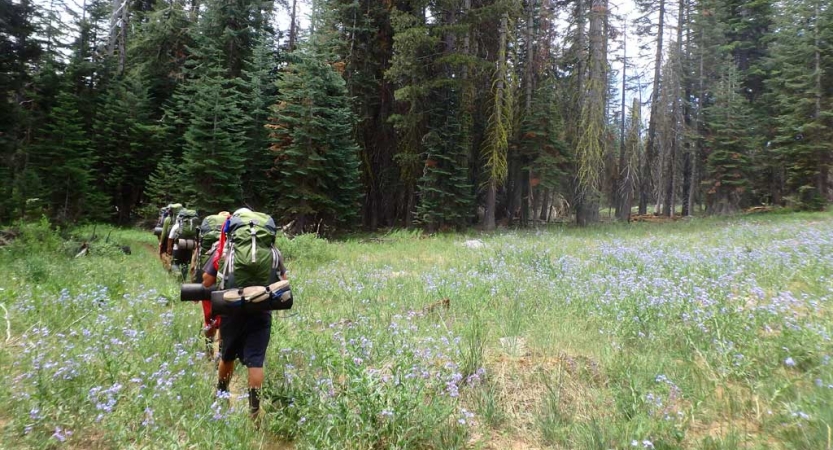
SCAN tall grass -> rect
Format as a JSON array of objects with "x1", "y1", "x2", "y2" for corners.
[{"x1": 1, "y1": 212, "x2": 832, "y2": 449}]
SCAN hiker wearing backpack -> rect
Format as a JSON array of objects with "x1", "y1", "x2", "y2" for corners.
[
  {"x1": 194, "y1": 211, "x2": 231, "y2": 359},
  {"x1": 167, "y1": 208, "x2": 199, "y2": 280},
  {"x1": 159, "y1": 203, "x2": 183, "y2": 266},
  {"x1": 201, "y1": 208, "x2": 287, "y2": 419}
]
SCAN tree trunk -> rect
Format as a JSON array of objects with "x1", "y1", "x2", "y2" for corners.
[
  {"x1": 289, "y1": 0, "x2": 298, "y2": 51},
  {"x1": 482, "y1": 12, "x2": 509, "y2": 231},
  {"x1": 523, "y1": 0, "x2": 536, "y2": 226},
  {"x1": 691, "y1": 1, "x2": 705, "y2": 215},
  {"x1": 813, "y1": 0, "x2": 827, "y2": 198},
  {"x1": 639, "y1": 0, "x2": 665, "y2": 215},
  {"x1": 662, "y1": 0, "x2": 684, "y2": 217},
  {"x1": 484, "y1": 181, "x2": 497, "y2": 230},
  {"x1": 118, "y1": 0, "x2": 128, "y2": 75},
  {"x1": 615, "y1": 21, "x2": 629, "y2": 221}
]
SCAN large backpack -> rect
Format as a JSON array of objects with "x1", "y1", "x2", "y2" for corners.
[
  {"x1": 220, "y1": 210, "x2": 281, "y2": 289},
  {"x1": 174, "y1": 209, "x2": 200, "y2": 241},
  {"x1": 198, "y1": 214, "x2": 227, "y2": 265}
]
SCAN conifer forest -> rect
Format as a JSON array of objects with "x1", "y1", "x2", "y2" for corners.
[{"x1": 1, "y1": 0, "x2": 832, "y2": 232}]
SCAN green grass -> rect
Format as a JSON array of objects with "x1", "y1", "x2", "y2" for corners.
[{"x1": 1, "y1": 212, "x2": 832, "y2": 449}]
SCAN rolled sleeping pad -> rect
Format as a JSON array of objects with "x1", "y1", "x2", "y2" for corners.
[
  {"x1": 177, "y1": 239, "x2": 197, "y2": 251},
  {"x1": 153, "y1": 226, "x2": 163, "y2": 236},
  {"x1": 181, "y1": 283, "x2": 216, "y2": 301},
  {"x1": 211, "y1": 280, "x2": 293, "y2": 316}
]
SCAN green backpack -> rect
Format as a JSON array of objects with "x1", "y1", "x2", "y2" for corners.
[
  {"x1": 175, "y1": 209, "x2": 200, "y2": 241},
  {"x1": 198, "y1": 214, "x2": 227, "y2": 265},
  {"x1": 221, "y1": 210, "x2": 281, "y2": 289}
]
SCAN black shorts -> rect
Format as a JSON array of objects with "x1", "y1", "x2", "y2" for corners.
[
  {"x1": 219, "y1": 312, "x2": 271, "y2": 368},
  {"x1": 173, "y1": 248, "x2": 192, "y2": 265}
]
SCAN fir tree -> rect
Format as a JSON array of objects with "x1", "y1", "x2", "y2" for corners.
[
  {"x1": 703, "y1": 64, "x2": 756, "y2": 215},
  {"x1": 144, "y1": 152, "x2": 187, "y2": 210},
  {"x1": 93, "y1": 75, "x2": 160, "y2": 223},
  {"x1": 266, "y1": 48, "x2": 361, "y2": 233},
  {"x1": 240, "y1": 35, "x2": 279, "y2": 210},
  {"x1": 177, "y1": 66, "x2": 249, "y2": 212},
  {"x1": 766, "y1": 0, "x2": 832, "y2": 210},
  {"x1": 416, "y1": 110, "x2": 474, "y2": 232},
  {"x1": 31, "y1": 88, "x2": 102, "y2": 223}
]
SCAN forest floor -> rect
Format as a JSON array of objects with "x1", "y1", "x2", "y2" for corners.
[{"x1": 1, "y1": 212, "x2": 832, "y2": 449}]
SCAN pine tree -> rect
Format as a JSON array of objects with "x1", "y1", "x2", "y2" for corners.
[
  {"x1": 703, "y1": 64, "x2": 755, "y2": 215},
  {"x1": 93, "y1": 75, "x2": 160, "y2": 223},
  {"x1": 239, "y1": 35, "x2": 279, "y2": 210},
  {"x1": 266, "y1": 48, "x2": 362, "y2": 233},
  {"x1": 144, "y1": 152, "x2": 188, "y2": 209},
  {"x1": 766, "y1": 0, "x2": 832, "y2": 210},
  {"x1": 177, "y1": 66, "x2": 249, "y2": 212},
  {"x1": 1, "y1": 0, "x2": 42, "y2": 219},
  {"x1": 31, "y1": 88, "x2": 102, "y2": 223},
  {"x1": 416, "y1": 108, "x2": 474, "y2": 232}
]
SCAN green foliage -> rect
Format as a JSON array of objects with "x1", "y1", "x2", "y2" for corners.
[
  {"x1": 168, "y1": 38, "x2": 249, "y2": 212},
  {"x1": 143, "y1": 152, "x2": 187, "y2": 213},
  {"x1": 765, "y1": 0, "x2": 833, "y2": 211},
  {"x1": 523, "y1": 82, "x2": 569, "y2": 192},
  {"x1": 93, "y1": 76, "x2": 160, "y2": 223},
  {"x1": 415, "y1": 113, "x2": 475, "y2": 231},
  {"x1": 239, "y1": 35, "x2": 279, "y2": 210},
  {"x1": 703, "y1": 65, "x2": 756, "y2": 215},
  {"x1": 267, "y1": 48, "x2": 362, "y2": 232},
  {"x1": 30, "y1": 87, "x2": 101, "y2": 223}
]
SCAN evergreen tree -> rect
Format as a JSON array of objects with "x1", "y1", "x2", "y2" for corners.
[
  {"x1": 144, "y1": 152, "x2": 188, "y2": 209},
  {"x1": 703, "y1": 64, "x2": 756, "y2": 215},
  {"x1": 129, "y1": 0, "x2": 194, "y2": 111},
  {"x1": 416, "y1": 109, "x2": 474, "y2": 231},
  {"x1": 766, "y1": 0, "x2": 832, "y2": 210},
  {"x1": 176, "y1": 65, "x2": 249, "y2": 212},
  {"x1": 31, "y1": 88, "x2": 102, "y2": 223},
  {"x1": 93, "y1": 75, "x2": 160, "y2": 223},
  {"x1": 266, "y1": 48, "x2": 361, "y2": 233},
  {"x1": 240, "y1": 35, "x2": 279, "y2": 210}
]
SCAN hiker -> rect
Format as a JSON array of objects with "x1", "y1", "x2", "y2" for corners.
[
  {"x1": 201, "y1": 208, "x2": 287, "y2": 418},
  {"x1": 159, "y1": 203, "x2": 182, "y2": 264},
  {"x1": 166, "y1": 208, "x2": 199, "y2": 280},
  {"x1": 154, "y1": 206, "x2": 170, "y2": 240},
  {"x1": 195, "y1": 211, "x2": 231, "y2": 358}
]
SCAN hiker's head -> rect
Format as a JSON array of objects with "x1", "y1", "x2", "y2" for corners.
[{"x1": 218, "y1": 211, "x2": 231, "y2": 218}]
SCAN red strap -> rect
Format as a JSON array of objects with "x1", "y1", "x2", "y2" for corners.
[{"x1": 213, "y1": 218, "x2": 231, "y2": 271}]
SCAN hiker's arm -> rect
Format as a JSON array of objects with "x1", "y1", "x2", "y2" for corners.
[{"x1": 201, "y1": 249, "x2": 220, "y2": 288}]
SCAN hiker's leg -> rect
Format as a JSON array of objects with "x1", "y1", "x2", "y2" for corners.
[
  {"x1": 217, "y1": 359, "x2": 234, "y2": 392},
  {"x1": 247, "y1": 367, "x2": 264, "y2": 389},
  {"x1": 247, "y1": 367, "x2": 263, "y2": 415}
]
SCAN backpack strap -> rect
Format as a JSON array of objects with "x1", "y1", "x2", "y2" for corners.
[{"x1": 267, "y1": 246, "x2": 280, "y2": 285}]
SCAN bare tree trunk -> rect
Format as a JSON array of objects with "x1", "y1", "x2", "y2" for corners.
[
  {"x1": 524, "y1": 0, "x2": 536, "y2": 226},
  {"x1": 118, "y1": 0, "x2": 128, "y2": 75},
  {"x1": 813, "y1": 0, "x2": 827, "y2": 198},
  {"x1": 639, "y1": 0, "x2": 665, "y2": 215},
  {"x1": 615, "y1": 21, "x2": 629, "y2": 221},
  {"x1": 483, "y1": 12, "x2": 509, "y2": 231},
  {"x1": 577, "y1": 0, "x2": 606, "y2": 226},
  {"x1": 663, "y1": 0, "x2": 684, "y2": 217},
  {"x1": 289, "y1": 0, "x2": 298, "y2": 51},
  {"x1": 691, "y1": 2, "x2": 704, "y2": 214},
  {"x1": 484, "y1": 181, "x2": 497, "y2": 230}
]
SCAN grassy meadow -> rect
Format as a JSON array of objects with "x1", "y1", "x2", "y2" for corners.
[{"x1": 1, "y1": 213, "x2": 832, "y2": 449}]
